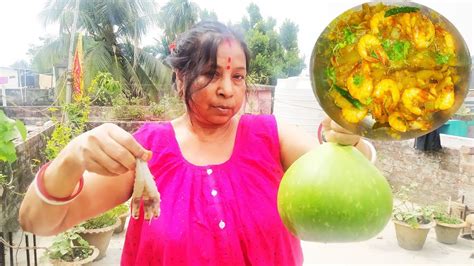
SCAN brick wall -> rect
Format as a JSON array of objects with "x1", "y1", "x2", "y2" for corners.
[
  {"x1": 244, "y1": 85, "x2": 274, "y2": 114},
  {"x1": 0, "y1": 88, "x2": 53, "y2": 106},
  {"x1": 0, "y1": 124, "x2": 54, "y2": 232},
  {"x1": 373, "y1": 139, "x2": 474, "y2": 208}
]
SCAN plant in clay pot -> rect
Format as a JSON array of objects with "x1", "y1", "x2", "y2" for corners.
[
  {"x1": 392, "y1": 184, "x2": 435, "y2": 250},
  {"x1": 110, "y1": 203, "x2": 130, "y2": 234},
  {"x1": 433, "y1": 210, "x2": 466, "y2": 244},
  {"x1": 78, "y1": 210, "x2": 120, "y2": 261},
  {"x1": 47, "y1": 227, "x2": 99, "y2": 265}
]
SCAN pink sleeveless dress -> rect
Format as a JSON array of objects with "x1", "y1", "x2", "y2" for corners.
[{"x1": 121, "y1": 114, "x2": 303, "y2": 265}]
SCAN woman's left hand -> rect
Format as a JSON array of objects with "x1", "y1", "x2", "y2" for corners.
[{"x1": 321, "y1": 116, "x2": 361, "y2": 146}]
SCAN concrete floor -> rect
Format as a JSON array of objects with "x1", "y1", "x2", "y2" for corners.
[
  {"x1": 6, "y1": 218, "x2": 473, "y2": 265},
  {"x1": 93, "y1": 219, "x2": 473, "y2": 265},
  {"x1": 301, "y1": 222, "x2": 473, "y2": 265}
]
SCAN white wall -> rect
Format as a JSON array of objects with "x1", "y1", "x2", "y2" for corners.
[
  {"x1": 0, "y1": 67, "x2": 19, "y2": 89},
  {"x1": 273, "y1": 76, "x2": 326, "y2": 137}
]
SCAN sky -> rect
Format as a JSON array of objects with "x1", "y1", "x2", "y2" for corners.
[{"x1": 0, "y1": 0, "x2": 472, "y2": 75}]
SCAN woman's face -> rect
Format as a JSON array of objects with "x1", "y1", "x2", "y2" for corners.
[{"x1": 184, "y1": 39, "x2": 247, "y2": 126}]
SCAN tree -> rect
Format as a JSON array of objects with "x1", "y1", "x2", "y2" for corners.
[
  {"x1": 32, "y1": 0, "x2": 171, "y2": 101},
  {"x1": 158, "y1": 0, "x2": 199, "y2": 44},
  {"x1": 144, "y1": 0, "x2": 200, "y2": 63},
  {"x1": 10, "y1": 60, "x2": 30, "y2": 70},
  {"x1": 279, "y1": 19, "x2": 298, "y2": 51},
  {"x1": 234, "y1": 3, "x2": 305, "y2": 85},
  {"x1": 200, "y1": 9, "x2": 218, "y2": 21},
  {"x1": 247, "y1": 3, "x2": 262, "y2": 29}
]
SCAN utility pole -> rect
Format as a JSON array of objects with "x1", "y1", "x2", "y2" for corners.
[{"x1": 66, "y1": 0, "x2": 81, "y2": 104}]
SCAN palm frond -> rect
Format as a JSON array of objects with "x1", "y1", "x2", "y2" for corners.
[
  {"x1": 39, "y1": 0, "x2": 73, "y2": 27},
  {"x1": 117, "y1": 42, "x2": 145, "y2": 97},
  {"x1": 31, "y1": 35, "x2": 69, "y2": 73},
  {"x1": 159, "y1": 0, "x2": 199, "y2": 41},
  {"x1": 136, "y1": 48, "x2": 172, "y2": 91},
  {"x1": 83, "y1": 40, "x2": 114, "y2": 88}
]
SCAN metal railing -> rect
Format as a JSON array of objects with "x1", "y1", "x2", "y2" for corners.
[{"x1": 1, "y1": 232, "x2": 39, "y2": 266}]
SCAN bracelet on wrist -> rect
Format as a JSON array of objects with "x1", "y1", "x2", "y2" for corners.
[{"x1": 33, "y1": 162, "x2": 84, "y2": 206}]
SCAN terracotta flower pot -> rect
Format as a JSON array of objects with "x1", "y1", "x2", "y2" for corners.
[
  {"x1": 435, "y1": 221, "x2": 466, "y2": 244},
  {"x1": 49, "y1": 246, "x2": 99, "y2": 266},
  {"x1": 79, "y1": 219, "x2": 120, "y2": 261},
  {"x1": 393, "y1": 220, "x2": 435, "y2": 250},
  {"x1": 114, "y1": 212, "x2": 130, "y2": 234}
]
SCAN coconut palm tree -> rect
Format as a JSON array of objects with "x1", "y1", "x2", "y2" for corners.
[
  {"x1": 142, "y1": 0, "x2": 200, "y2": 62},
  {"x1": 159, "y1": 0, "x2": 199, "y2": 41},
  {"x1": 158, "y1": 0, "x2": 199, "y2": 48},
  {"x1": 32, "y1": 0, "x2": 171, "y2": 101}
]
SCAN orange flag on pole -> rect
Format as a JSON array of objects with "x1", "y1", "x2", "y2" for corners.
[{"x1": 72, "y1": 33, "x2": 83, "y2": 101}]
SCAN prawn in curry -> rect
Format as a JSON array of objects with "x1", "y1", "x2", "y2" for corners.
[{"x1": 324, "y1": 3, "x2": 460, "y2": 134}]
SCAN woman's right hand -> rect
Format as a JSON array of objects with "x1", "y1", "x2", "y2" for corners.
[{"x1": 70, "y1": 123, "x2": 152, "y2": 176}]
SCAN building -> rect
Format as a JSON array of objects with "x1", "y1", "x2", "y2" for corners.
[{"x1": 0, "y1": 67, "x2": 53, "y2": 106}]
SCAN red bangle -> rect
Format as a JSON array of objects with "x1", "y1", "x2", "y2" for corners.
[{"x1": 36, "y1": 162, "x2": 84, "y2": 201}]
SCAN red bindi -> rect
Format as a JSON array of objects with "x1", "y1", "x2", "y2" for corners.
[{"x1": 226, "y1": 65, "x2": 231, "y2": 70}]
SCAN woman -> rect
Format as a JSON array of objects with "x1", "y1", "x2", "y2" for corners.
[{"x1": 19, "y1": 21, "x2": 374, "y2": 265}]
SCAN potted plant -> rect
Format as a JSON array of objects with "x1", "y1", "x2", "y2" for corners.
[
  {"x1": 110, "y1": 203, "x2": 130, "y2": 234},
  {"x1": 78, "y1": 210, "x2": 120, "y2": 261},
  {"x1": 47, "y1": 227, "x2": 99, "y2": 265},
  {"x1": 433, "y1": 211, "x2": 466, "y2": 244},
  {"x1": 392, "y1": 184, "x2": 435, "y2": 250}
]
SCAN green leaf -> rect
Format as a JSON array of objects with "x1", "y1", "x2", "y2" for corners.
[
  {"x1": 435, "y1": 52, "x2": 450, "y2": 65},
  {"x1": 382, "y1": 40, "x2": 411, "y2": 61},
  {"x1": 333, "y1": 27, "x2": 356, "y2": 55},
  {"x1": 0, "y1": 139, "x2": 17, "y2": 163},
  {"x1": 81, "y1": 211, "x2": 117, "y2": 229},
  {"x1": 381, "y1": 39, "x2": 391, "y2": 50},
  {"x1": 343, "y1": 27, "x2": 356, "y2": 45},
  {"x1": 365, "y1": 97, "x2": 373, "y2": 105},
  {"x1": 353, "y1": 74, "x2": 364, "y2": 86},
  {"x1": 15, "y1": 120, "x2": 27, "y2": 141},
  {"x1": 325, "y1": 67, "x2": 336, "y2": 84},
  {"x1": 384, "y1": 6, "x2": 420, "y2": 17},
  {"x1": 370, "y1": 50, "x2": 378, "y2": 59},
  {"x1": 333, "y1": 85, "x2": 363, "y2": 109}
]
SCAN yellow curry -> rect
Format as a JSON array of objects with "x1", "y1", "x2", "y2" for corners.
[{"x1": 324, "y1": 3, "x2": 458, "y2": 133}]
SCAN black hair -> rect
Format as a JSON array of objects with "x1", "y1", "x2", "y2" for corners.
[{"x1": 166, "y1": 21, "x2": 251, "y2": 110}]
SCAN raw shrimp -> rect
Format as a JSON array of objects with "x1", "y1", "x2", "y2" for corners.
[
  {"x1": 347, "y1": 62, "x2": 374, "y2": 103},
  {"x1": 357, "y1": 34, "x2": 388, "y2": 65},
  {"x1": 132, "y1": 159, "x2": 161, "y2": 222},
  {"x1": 401, "y1": 87, "x2": 434, "y2": 116},
  {"x1": 388, "y1": 112, "x2": 407, "y2": 132}
]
